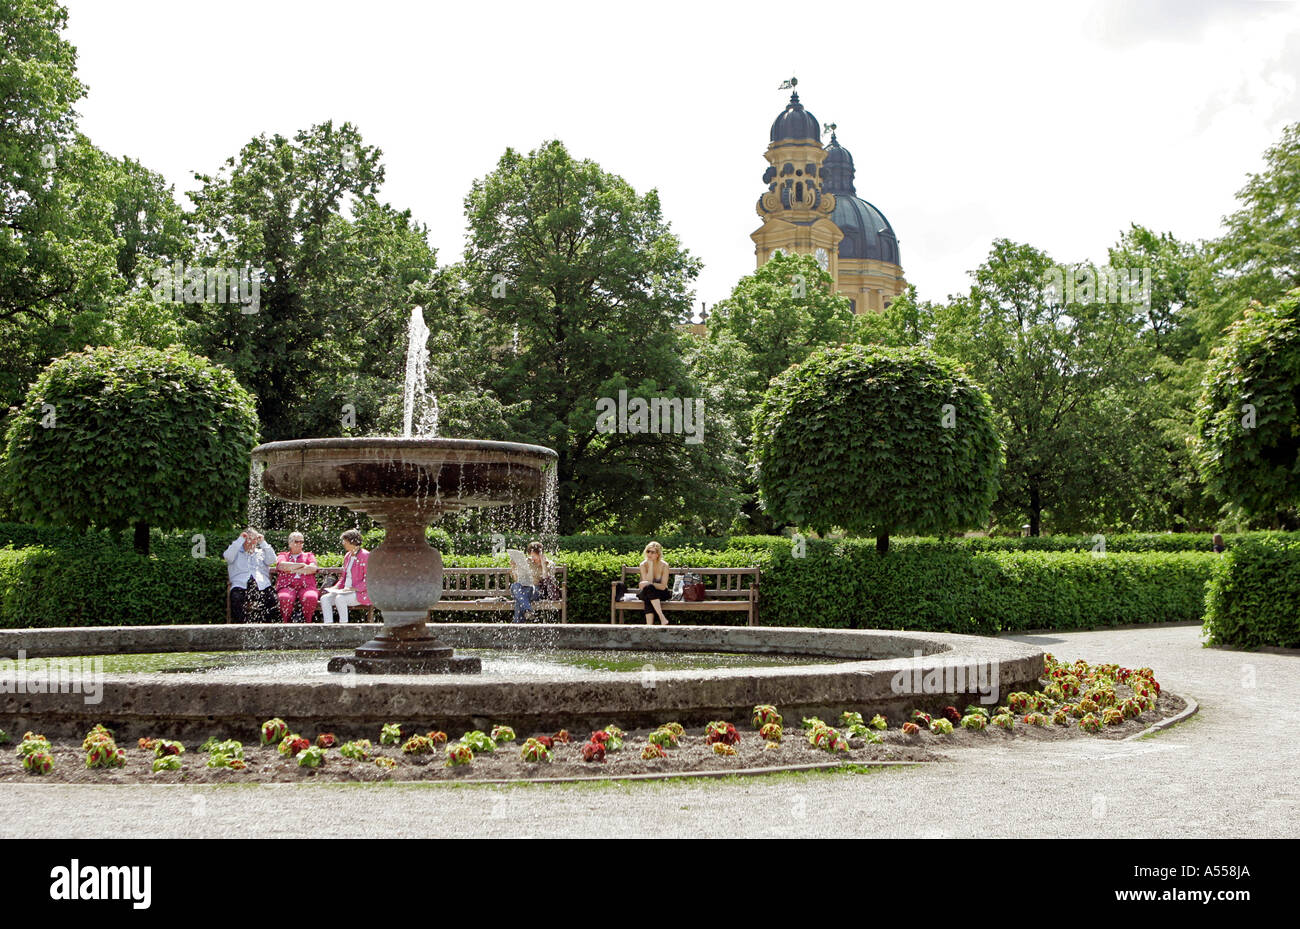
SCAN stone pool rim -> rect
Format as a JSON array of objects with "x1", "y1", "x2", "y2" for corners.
[{"x1": 0, "y1": 624, "x2": 1044, "y2": 738}]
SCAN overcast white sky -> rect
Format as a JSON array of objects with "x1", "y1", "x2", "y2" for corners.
[{"x1": 63, "y1": 0, "x2": 1300, "y2": 309}]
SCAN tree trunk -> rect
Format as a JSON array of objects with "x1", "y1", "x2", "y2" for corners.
[
  {"x1": 133, "y1": 520, "x2": 150, "y2": 556},
  {"x1": 876, "y1": 533, "x2": 889, "y2": 555},
  {"x1": 1028, "y1": 484, "x2": 1042, "y2": 537}
]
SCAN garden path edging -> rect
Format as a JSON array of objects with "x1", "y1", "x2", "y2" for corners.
[{"x1": 1122, "y1": 692, "x2": 1197, "y2": 740}]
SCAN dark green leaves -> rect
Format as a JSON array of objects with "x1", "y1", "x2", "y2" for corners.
[{"x1": 752, "y1": 344, "x2": 1003, "y2": 539}]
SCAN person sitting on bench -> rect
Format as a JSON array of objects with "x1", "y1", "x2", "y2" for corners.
[
  {"x1": 508, "y1": 541, "x2": 555, "y2": 623},
  {"x1": 224, "y1": 527, "x2": 277, "y2": 623},
  {"x1": 275, "y1": 531, "x2": 320, "y2": 623},
  {"x1": 320, "y1": 529, "x2": 370, "y2": 624},
  {"x1": 638, "y1": 541, "x2": 671, "y2": 626}
]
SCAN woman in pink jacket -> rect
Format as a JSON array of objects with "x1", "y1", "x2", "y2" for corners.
[{"x1": 320, "y1": 529, "x2": 371, "y2": 624}]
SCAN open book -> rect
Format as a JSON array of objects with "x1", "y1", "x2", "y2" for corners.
[{"x1": 506, "y1": 549, "x2": 532, "y2": 584}]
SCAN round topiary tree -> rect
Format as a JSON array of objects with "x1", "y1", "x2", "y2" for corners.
[
  {"x1": 2, "y1": 346, "x2": 260, "y2": 553},
  {"x1": 752, "y1": 344, "x2": 1003, "y2": 553},
  {"x1": 1194, "y1": 288, "x2": 1300, "y2": 527}
]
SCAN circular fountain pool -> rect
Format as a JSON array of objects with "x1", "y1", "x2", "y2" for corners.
[
  {"x1": 62, "y1": 648, "x2": 843, "y2": 679},
  {"x1": 0, "y1": 623, "x2": 1044, "y2": 740}
]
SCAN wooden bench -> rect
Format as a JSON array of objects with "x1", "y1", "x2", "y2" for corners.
[
  {"x1": 225, "y1": 566, "x2": 375, "y2": 624},
  {"x1": 428, "y1": 566, "x2": 568, "y2": 622},
  {"x1": 611, "y1": 566, "x2": 760, "y2": 626}
]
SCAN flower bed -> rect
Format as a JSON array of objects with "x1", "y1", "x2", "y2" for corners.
[{"x1": 0, "y1": 656, "x2": 1182, "y2": 783}]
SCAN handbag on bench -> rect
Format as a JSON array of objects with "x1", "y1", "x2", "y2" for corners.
[{"x1": 681, "y1": 572, "x2": 706, "y2": 602}]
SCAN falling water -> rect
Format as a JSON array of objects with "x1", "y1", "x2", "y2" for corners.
[{"x1": 246, "y1": 460, "x2": 266, "y2": 530}]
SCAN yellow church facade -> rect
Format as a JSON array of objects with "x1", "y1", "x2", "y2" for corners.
[{"x1": 751, "y1": 89, "x2": 907, "y2": 313}]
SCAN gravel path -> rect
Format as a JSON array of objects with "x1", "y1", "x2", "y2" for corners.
[{"x1": 2, "y1": 625, "x2": 1295, "y2": 838}]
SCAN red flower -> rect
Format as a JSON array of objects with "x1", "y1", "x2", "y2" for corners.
[
  {"x1": 944, "y1": 706, "x2": 962, "y2": 723},
  {"x1": 536, "y1": 736, "x2": 554, "y2": 750},
  {"x1": 553, "y1": 730, "x2": 571, "y2": 744},
  {"x1": 588, "y1": 730, "x2": 611, "y2": 745},
  {"x1": 316, "y1": 733, "x2": 337, "y2": 749},
  {"x1": 580, "y1": 741, "x2": 606, "y2": 763},
  {"x1": 289, "y1": 738, "x2": 311, "y2": 757}
]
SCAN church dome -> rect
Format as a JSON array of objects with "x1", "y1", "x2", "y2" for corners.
[
  {"x1": 769, "y1": 92, "x2": 821, "y2": 143},
  {"x1": 822, "y1": 133, "x2": 900, "y2": 264}
]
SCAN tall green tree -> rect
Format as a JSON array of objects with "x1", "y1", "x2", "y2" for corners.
[
  {"x1": 853, "y1": 284, "x2": 940, "y2": 349},
  {"x1": 185, "y1": 121, "x2": 435, "y2": 441},
  {"x1": 932, "y1": 239, "x2": 1158, "y2": 534},
  {"x1": 1, "y1": 0, "x2": 194, "y2": 417},
  {"x1": 695, "y1": 252, "x2": 854, "y2": 531},
  {"x1": 1203, "y1": 121, "x2": 1300, "y2": 340},
  {"x1": 1105, "y1": 224, "x2": 1219, "y2": 530},
  {"x1": 463, "y1": 140, "x2": 741, "y2": 534},
  {"x1": 705, "y1": 251, "x2": 854, "y2": 391},
  {"x1": 1194, "y1": 288, "x2": 1300, "y2": 528},
  {"x1": 0, "y1": 0, "x2": 85, "y2": 328}
]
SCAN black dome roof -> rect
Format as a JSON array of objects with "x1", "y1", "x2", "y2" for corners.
[
  {"x1": 770, "y1": 92, "x2": 821, "y2": 143},
  {"x1": 823, "y1": 134, "x2": 900, "y2": 264},
  {"x1": 822, "y1": 133, "x2": 855, "y2": 195}
]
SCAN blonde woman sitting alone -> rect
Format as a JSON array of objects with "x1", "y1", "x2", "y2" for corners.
[{"x1": 638, "y1": 541, "x2": 671, "y2": 626}]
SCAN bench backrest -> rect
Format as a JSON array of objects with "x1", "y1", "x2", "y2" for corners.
[
  {"x1": 440, "y1": 566, "x2": 568, "y2": 599},
  {"x1": 619, "y1": 566, "x2": 758, "y2": 598}
]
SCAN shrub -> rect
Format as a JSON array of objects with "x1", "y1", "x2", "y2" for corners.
[
  {"x1": 752, "y1": 345, "x2": 1002, "y2": 553},
  {"x1": 0, "y1": 532, "x2": 1217, "y2": 632},
  {"x1": 1194, "y1": 289, "x2": 1300, "y2": 523},
  {"x1": 1, "y1": 347, "x2": 259, "y2": 555},
  {"x1": 1204, "y1": 536, "x2": 1300, "y2": 648}
]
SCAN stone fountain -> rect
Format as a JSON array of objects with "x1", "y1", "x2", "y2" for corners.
[{"x1": 251, "y1": 307, "x2": 557, "y2": 674}]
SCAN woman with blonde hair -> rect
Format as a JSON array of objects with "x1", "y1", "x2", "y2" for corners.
[{"x1": 638, "y1": 541, "x2": 671, "y2": 626}]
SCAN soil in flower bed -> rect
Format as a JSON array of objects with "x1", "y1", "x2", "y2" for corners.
[{"x1": 1, "y1": 693, "x2": 1184, "y2": 784}]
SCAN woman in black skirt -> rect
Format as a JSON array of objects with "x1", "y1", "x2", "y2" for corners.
[{"x1": 638, "y1": 541, "x2": 672, "y2": 625}]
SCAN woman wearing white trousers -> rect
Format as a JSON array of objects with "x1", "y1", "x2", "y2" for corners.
[{"x1": 320, "y1": 529, "x2": 371, "y2": 623}]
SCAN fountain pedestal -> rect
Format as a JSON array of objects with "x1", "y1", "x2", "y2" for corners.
[
  {"x1": 252, "y1": 437, "x2": 556, "y2": 675},
  {"x1": 324, "y1": 516, "x2": 481, "y2": 674}
]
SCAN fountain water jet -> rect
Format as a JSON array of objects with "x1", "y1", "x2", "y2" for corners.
[{"x1": 252, "y1": 308, "x2": 557, "y2": 674}]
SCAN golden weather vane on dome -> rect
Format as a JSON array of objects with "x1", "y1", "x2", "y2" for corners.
[
  {"x1": 823, "y1": 122, "x2": 837, "y2": 135},
  {"x1": 778, "y1": 76, "x2": 797, "y2": 90}
]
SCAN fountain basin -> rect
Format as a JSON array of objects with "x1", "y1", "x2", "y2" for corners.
[
  {"x1": 0, "y1": 624, "x2": 1044, "y2": 739},
  {"x1": 250, "y1": 437, "x2": 557, "y2": 672},
  {"x1": 252, "y1": 437, "x2": 557, "y2": 522}
]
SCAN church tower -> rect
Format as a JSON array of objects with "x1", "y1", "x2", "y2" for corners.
[
  {"x1": 750, "y1": 88, "x2": 843, "y2": 280},
  {"x1": 751, "y1": 82, "x2": 907, "y2": 313}
]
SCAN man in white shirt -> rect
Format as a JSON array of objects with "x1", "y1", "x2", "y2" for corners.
[{"x1": 224, "y1": 528, "x2": 277, "y2": 623}]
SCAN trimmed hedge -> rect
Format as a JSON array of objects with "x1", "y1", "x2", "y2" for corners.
[
  {"x1": 418, "y1": 530, "x2": 1290, "y2": 556},
  {"x1": 3, "y1": 523, "x2": 1293, "y2": 558},
  {"x1": 0, "y1": 524, "x2": 452, "y2": 560},
  {"x1": 0, "y1": 546, "x2": 227, "y2": 628},
  {"x1": 1204, "y1": 536, "x2": 1300, "y2": 649},
  {"x1": 745, "y1": 545, "x2": 1212, "y2": 633},
  {"x1": 0, "y1": 536, "x2": 1217, "y2": 632}
]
